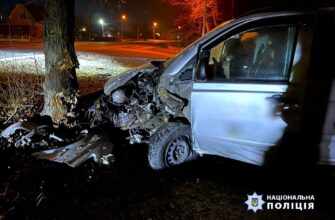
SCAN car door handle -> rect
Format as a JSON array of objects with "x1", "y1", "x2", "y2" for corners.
[
  {"x1": 266, "y1": 94, "x2": 301, "y2": 114},
  {"x1": 266, "y1": 94, "x2": 298, "y2": 105}
]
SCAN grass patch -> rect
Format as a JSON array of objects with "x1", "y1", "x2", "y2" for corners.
[
  {"x1": 0, "y1": 72, "x2": 44, "y2": 124},
  {"x1": 0, "y1": 71, "x2": 110, "y2": 124},
  {"x1": 0, "y1": 52, "x2": 139, "y2": 124},
  {"x1": 0, "y1": 52, "x2": 131, "y2": 77}
]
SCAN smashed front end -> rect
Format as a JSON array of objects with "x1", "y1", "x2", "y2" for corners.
[
  {"x1": 88, "y1": 61, "x2": 189, "y2": 145},
  {"x1": 0, "y1": 61, "x2": 191, "y2": 168}
]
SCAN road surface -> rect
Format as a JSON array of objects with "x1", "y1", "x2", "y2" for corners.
[
  {"x1": 0, "y1": 41, "x2": 181, "y2": 76},
  {"x1": 0, "y1": 40, "x2": 181, "y2": 59}
]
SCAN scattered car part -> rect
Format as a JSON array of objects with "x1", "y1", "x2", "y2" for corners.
[
  {"x1": 0, "y1": 121, "x2": 37, "y2": 139},
  {"x1": 33, "y1": 134, "x2": 114, "y2": 167}
]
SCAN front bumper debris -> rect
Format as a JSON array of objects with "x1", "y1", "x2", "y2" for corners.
[{"x1": 33, "y1": 134, "x2": 114, "y2": 167}]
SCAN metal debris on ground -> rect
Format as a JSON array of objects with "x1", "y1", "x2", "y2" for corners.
[{"x1": 0, "y1": 114, "x2": 115, "y2": 168}]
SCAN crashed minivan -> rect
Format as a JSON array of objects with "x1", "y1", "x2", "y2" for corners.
[
  {"x1": 83, "y1": 7, "x2": 335, "y2": 170},
  {"x1": 2, "y1": 7, "x2": 335, "y2": 170}
]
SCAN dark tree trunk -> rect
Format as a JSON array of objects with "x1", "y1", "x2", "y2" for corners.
[{"x1": 43, "y1": 0, "x2": 79, "y2": 125}]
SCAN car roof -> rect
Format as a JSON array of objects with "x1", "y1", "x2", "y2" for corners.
[{"x1": 237, "y1": 4, "x2": 335, "y2": 19}]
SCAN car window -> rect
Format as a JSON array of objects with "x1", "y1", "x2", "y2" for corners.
[{"x1": 207, "y1": 25, "x2": 297, "y2": 82}]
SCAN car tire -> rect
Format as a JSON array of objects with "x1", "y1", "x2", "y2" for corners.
[{"x1": 148, "y1": 122, "x2": 198, "y2": 170}]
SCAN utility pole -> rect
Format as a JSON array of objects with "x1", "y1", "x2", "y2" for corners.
[
  {"x1": 202, "y1": 0, "x2": 207, "y2": 36},
  {"x1": 88, "y1": 16, "x2": 91, "y2": 41},
  {"x1": 121, "y1": 14, "x2": 126, "y2": 41},
  {"x1": 231, "y1": 0, "x2": 234, "y2": 19},
  {"x1": 121, "y1": 20, "x2": 123, "y2": 40},
  {"x1": 153, "y1": 22, "x2": 157, "y2": 39},
  {"x1": 137, "y1": 26, "x2": 139, "y2": 40},
  {"x1": 99, "y1": 19, "x2": 104, "y2": 37},
  {"x1": 8, "y1": 17, "x2": 11, "y2": 40}
]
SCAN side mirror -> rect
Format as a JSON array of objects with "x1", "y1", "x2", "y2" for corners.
[
  {"x1": 195, "y1": 50, "x2": 210, "y2": 81},
  {"x1": 179, "y1": 68, "x2": 193, "y2": 81}
]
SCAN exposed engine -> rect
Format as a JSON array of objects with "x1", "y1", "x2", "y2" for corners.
[{"x1": 89, "y1": 70, "x2": 186, "y2": 145}]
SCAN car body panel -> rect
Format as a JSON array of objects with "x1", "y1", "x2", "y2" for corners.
[
  {"x1": 34, "y1": 134, "x2": 114, "y2": 167},
  {"x1": 104, "y1": 62, "x2": 158, "y2": 95},
  {"x1": 191, "y1": 83, "x2": 288, "y2": 165},
  {"x1": 319, "y1": 94, "x2": 335, "y2": 165}
]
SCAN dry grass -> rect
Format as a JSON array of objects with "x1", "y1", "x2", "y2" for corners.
[
  {"x1": 0, "y1": 72, "x2": 44, "y2": 124},
  {"x1": 0, "y1": 51, "x2": 129, "y2": 124},
  {"x1": 77, "y1": 75, "x2": 107, "y2": 95},
  {"x1": 0, "y1": 70, "x2": 108, "y2": 124}
]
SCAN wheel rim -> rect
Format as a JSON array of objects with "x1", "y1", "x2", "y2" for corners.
[{"x1": 165, "y1": 135, "x2": 191, "y2": 167}]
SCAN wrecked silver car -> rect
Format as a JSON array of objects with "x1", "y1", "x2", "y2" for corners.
[{"x1": 87, "y1": 8, "x2": 335, "y2": 170}]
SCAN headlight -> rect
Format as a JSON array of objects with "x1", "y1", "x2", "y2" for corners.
[{"x1": 111, "y1": 89, "x2": 126, "y2": 104}]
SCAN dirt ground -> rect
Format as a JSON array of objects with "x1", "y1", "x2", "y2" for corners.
[
  {"x1": 0, "y1": 121, "x2": 335, "y2": 219},
  {"x1": 0, "y1": 80, "x2": 335, "y2": 220}
]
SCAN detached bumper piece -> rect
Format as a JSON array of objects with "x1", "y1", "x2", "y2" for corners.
[{"x1": 33, "y1": 134, "x2": 114, "y2": 167}]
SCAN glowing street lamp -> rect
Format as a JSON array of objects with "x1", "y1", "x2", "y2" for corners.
[
  {"x1": 99, "y1": 19, "x2": 104, "y2": 36},
  {"x1": 121, "y1": 14, "x2": 126, "y2": 40},
  {"x1": 81, "y1": 27, "x2": 86, "y2": 32},
  {"x1": 153, "y1": 22, "x2": 157, "y2": 39}
]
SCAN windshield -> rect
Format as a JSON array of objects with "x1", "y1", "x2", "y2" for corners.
[{"x1": 163, "y1": 20, "x2": 233, "y2": 69}]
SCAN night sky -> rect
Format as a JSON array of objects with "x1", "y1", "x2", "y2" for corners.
[{"x1": 0, "y1": 0, "x2": 177, "y2": 33}]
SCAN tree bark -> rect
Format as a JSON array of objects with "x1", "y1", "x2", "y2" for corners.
[{"x1": 43, "y1": 0, "x2": 79, "y2": 125}]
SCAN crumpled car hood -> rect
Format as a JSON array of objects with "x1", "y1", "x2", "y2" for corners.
[{"x1": 104, "y1": 62, "x2": 159, "y2": 95}]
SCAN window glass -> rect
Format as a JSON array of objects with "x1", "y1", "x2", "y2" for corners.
[{"x1": 207, "y1": 26, "x2": 296, "y2": 81}]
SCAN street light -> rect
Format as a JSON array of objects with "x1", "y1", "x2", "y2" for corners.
[
  {"x1": 99, "y1": 19, "x2": 104, "y2": 36},
  {"x1": 8, "y1": 22, "x2": 11, "y2": 40},
  {"x1": 8, "y1": 15, "x2": 11, "y2": 40},
  {"x1": 81, "y1": 27, "x2": 86, "y2": 32},
  {"x1": 121, "y1": 14, "x2": 126, "y2": 40},
  {"x1": 153, "y1": 22, "x2": 157, "y2": 39}
]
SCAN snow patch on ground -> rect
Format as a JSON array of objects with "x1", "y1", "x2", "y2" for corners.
[{"x1": 0, "y1": 50, "x2": 150, "y2": 77}]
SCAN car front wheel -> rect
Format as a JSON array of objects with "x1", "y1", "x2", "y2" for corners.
[{"x1": 148, "y1": 122, "x2": 197, "y2": 170}]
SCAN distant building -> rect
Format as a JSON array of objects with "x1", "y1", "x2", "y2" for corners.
[{"x1": 0, "y1": 3, "x2": 44, "y2": 39}]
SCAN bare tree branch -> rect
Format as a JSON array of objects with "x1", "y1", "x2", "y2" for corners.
[
  {"x1": 92, "y1": 0, "x2": 126, "y2": 8},
  {"x1": 166, "y1": 0, "x2": 220, "y2": 39}
]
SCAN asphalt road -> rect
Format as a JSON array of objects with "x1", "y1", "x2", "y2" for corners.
[
  {"x1": 0, "y1": 40, "x2": 180, "y2": 76},
  {"x1": 0, "y1": 40, "x2": 181, "y2": 59}
]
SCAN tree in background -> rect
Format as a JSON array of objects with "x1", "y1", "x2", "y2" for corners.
[
  {"x1": 43, "y1": 0, "x2": 123, "y2": 125},
  {"x1": 43, "y1": 0, "x2": 78, "y2": 125},
  {"x1": 167, "y1": 0, "x2": 220, "y2": 40}
]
